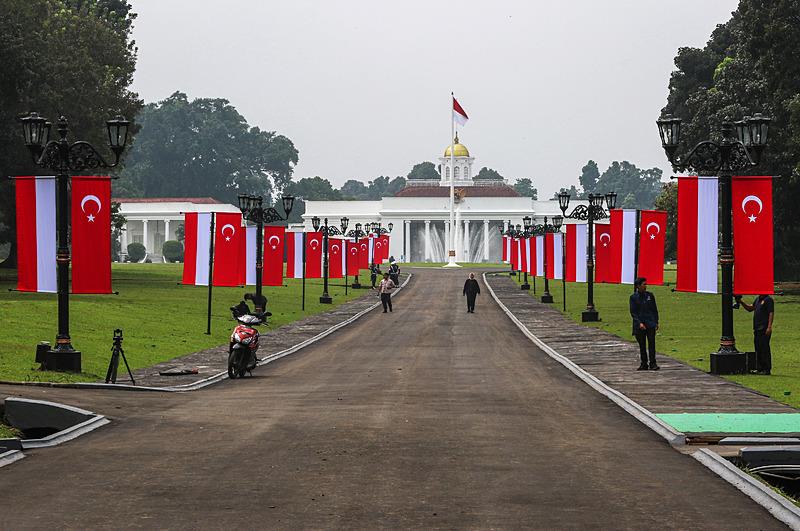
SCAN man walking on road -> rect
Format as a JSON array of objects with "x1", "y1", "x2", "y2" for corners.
[
  {"x1": 736, "y1": 293, "x2": 775, "y2": 375},
  {"x1": 630, "y1": 277, "x2": 660, "y2": 371},
  {"x1": 463, "y1": 273, "x2": 480, "y2": 313},
  {"x1": 379, "y1": 272, "x2": 396, "y2": 313}
]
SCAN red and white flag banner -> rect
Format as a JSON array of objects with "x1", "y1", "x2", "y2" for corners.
[
  {"x1": 212, "y1": 213, "x2": 244, "y2": 287},
  {"x1": 358, "y1": 238, "x2": 370, "y2": 270},
  {"x1": 638, "y1": 210, "x2": 667, "y2": 286},
  {"x1": 71, "y1": 177, "x2": 112, "y2": 293},
  {"x1": 285, "y1": 232, "x2": 304, "y2": 279},
  {"x1": 263, "y1": 226, "x2": 285, "y2": 286},
  {"x1": 733, "y1": 176, "x2": 774, "y2": 295},
  {"x1": 305, "y1": 232, "x2": 323, "y2": 278},
  {"x1": 677, "y1": 176, "x2": 718, "y2": 293},
  {"x1": 328, "y1": 238, "x2": 345, "y2": 279},
  {"x1": 525, "y1": 237, "x2": 535, "y2": 275},
  {"x1": 15, "y1": 176, "x2": 56, "y2": 293},
  {"x1": 510, "y1": 237, "x2": 520, "y2": 271},
  {"x1": 608, "y1": 209, "x2": 637, "y2": 284},
  {"x1": 595, "y1": 224, "x2": 612, "y2": 283},
  {"x1": 520, "y1": 237, "x2": 529, "y2": 273},
  {"x1": 545, "y1": 233, "x2": 564, "y2": 280},
  {"x1": 535, "y1": 235, "x2": 544, "y2": 276},
  {"x1": 565, "y1": 224, "x2": 587, "y2": 283},
  {"x1": 183, "y1": 212, "x2": 213, "y2": 286},
  {"x1": 347, "y1": 240, "x2": 361, "y2": 276},
  {"x1": 502, "y1": 235, "x2": 509, "y2": 262},
  {"x1": 453, "y1": 95, "x2": 469, "y2": 127}
]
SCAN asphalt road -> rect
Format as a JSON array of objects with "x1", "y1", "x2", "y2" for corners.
[{"x1": 0, "y1": 269, "x2": 785, "y2": 529}]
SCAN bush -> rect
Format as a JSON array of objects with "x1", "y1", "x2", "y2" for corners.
[
  {"x1": 162, "y1": 240, "x2": 184, "y2": 263},
  {"x1": 127, "y1": 242, "x2": 146, "y2": 262}
]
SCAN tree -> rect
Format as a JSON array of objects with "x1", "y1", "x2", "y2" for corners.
[
  {"x1": 407, "y1": 161, "x2": 439, "y2": 180},
  {"x1": 0, "y1": 0, "x2": 142, "y2": 265},
  {"x1": 473, "y1": 167, "x2": 504, "y2": 180},
  {"x1": 513, "y1": 178, "x2": 538, "y2": 199},
  {"x1": 284, "y1": 176, "x2": 341, "y2": 223},
  {"x1": 653, "y1": 183, "x2": 678, "y2": 260},
  {"x1": 595, "y1": 161, "x2": 663, "y2": 209},
  {"x1": 368, "y1": 176, "x2": 406, "y2": 198},
  {"x1": 110, "y1": 202, "x2": 126, "y2": 262},
  {"x1": 552, "y1": 185, "x2": 580, "y2": 200},
  {"x1": 578, "y1": 160, "x2": 599, "y2": 196},
  {"x1": 340, "y1": 179, "x2": 369, "y2": 199},
  {"x1": 119, "y1": 91, "x2": 298, "y2": 203}
]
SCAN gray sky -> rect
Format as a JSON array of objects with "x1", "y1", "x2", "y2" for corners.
[{"x1": 130, "y1": 0, "x2": 738, "y2": 197}]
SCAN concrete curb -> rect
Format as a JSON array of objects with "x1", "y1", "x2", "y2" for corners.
[
  {"x1": 0, "y1": 449, "x2": 24, "y2": 468},
  {"x1": 482, "y1": 272, "x2": 685, "y2": 446},
  {"x1": 693, "y1": 448, "x2": 800, "y2": 530},
  {"x1": 4, "y1": 397, "x2": 110, "y2": 449},
  {"x1": 0, "y1": 273, "x2": 413, "y2": 394}
]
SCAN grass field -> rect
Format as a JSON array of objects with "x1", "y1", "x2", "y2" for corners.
[
  {"x1": 508, "y1": 266, "x2": 800, "y2": 409},
  {"x1": 404, "y1": 262, "x2": 507, "y2": 268},
  {"x1": 0, "y1": 264, "x2": 369, "y2": 383}
]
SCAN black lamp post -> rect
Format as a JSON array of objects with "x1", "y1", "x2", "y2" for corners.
[
  {"x1": 238, "y1": 193, "x2": 294, "y2": 312},
  {"x1": 18, "y1": 113, "x2": 131, "y2": 372},
  {"x1": 312, "y1": 216, "x2": 347, "y2": 304},
  {"x1": 558, "y1": 191, "x2": 616, "y2": 322},
  {"x1": 346, "y1": 223, "x2": 367, "y2": 288},
  {"x1": 501, "y1": 218, "x2": 534, "y2": 290},
  {"x1": 656, "y1": 112, "x2": 771, "y2": 374},
  {"x1": 537, "y1": 215, "x2": 563, "y2": 303}
]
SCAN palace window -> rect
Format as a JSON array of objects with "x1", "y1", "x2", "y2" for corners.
[
  {"x1": 445, "y1": 167, "x2": 450, "y2": 179},
  {"x1": 454, "y1": 166, "x2": 460, "y2": 178}
]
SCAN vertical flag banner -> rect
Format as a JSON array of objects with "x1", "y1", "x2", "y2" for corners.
[
  {"x1": 15, "y1": 176, "x2": 56, "y2": 293},
  {"x1": 71, "y1": 177, "x2": 112, "y2": 293},
  {"x1": 565, "y1": 224, "x2": 588, "y2": 283},
  {"x1": 520, "y1": 237, "x2": 528, "y2": 273},
  {"x1": 733, "y1": 176, "x2": 774, "y2": 294},
  {"x1": 511, "y1": 237, "x2": 520, "y2": 271},
  {"x1": 546, "y1": 233, "x2": 564, "y2": 280},
  {"x1": 263, "y1": 226, "x2": 285, "y2": 286},
  {"x1": 525, "y1": 237, "x2": 534, "y2": 275},
  {"x1": 285, "y1": 232, "x2": 304, "y2": 279},
  {"x1": 595, "y1": 224, "x2": 612, "y2": 283},
  {"x1": 358, "y1": 238, "x2": 370, "y2": 269},
  {"x1": 608, "y1": 209, "x2": 637, "y2": 284},
  {"x1": 183, "y1": 212, "x2": 213, "y2": 286},
  {"x1": 212, "y1": 213, "x2": 243, "y2": 287},
  {"x1": 328, "y1": 238, "x2": 344, "y2": 279},
  {"x1": 677, "y1": 176, "x2": 719, "y2": 293},
  {"x1": 502, "y1": 235, "x2": 509, "y2": 262},
  {"x1": 347, "y1": 240, "x2": 361, "y2": 276},
  {"x1": 638, "y1": 210, "x2": 668, "y2": 286},
  {"x1": 373, "y1": 235, "x2": 384, "y2": 264},
  {"x1": 535, "y1": 235, "x2": 544, "y2": 276},
  {"x1": 242, "y1": 225, "x2": 257, "y2": 286},
  {"x1": 305, "y1": 231, "x2": 323, "y2": 278}
]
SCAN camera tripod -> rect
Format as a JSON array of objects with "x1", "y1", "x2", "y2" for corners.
[{"x1": 105, "y1": 329, "x2": 135, "y2": 385}]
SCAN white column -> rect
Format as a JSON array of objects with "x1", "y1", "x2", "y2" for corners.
[
  {"x1": 120, "y1": 222, "x2": 128, "y2": 258},
  {"x1": 424, "y1": 220, "x2": 431, "y2": 262},
  {"x1": 164, "y1": 219, "x2": 171, "y2": 242},
  {"x1": 404, "y1": 219, "x2": 410, "y2": 262},
  {"x1": 483, "y1": 220, "x2": 490, "y2": 262},
  {"x1": 503, "y1": 220, "x2": 509, "y2": 233},
  {"x1": 463, "y1": 220, "x2": 470, "y2": 262},
  {"x1": 142, "y1": 219, "x2": 149, "y2": 254},
  {"x1": 445, "y1": 221, "x2": 450, "y2": 262},
  {"x1": 455, "y1": 208, "x2": 462, "y2": 261}
]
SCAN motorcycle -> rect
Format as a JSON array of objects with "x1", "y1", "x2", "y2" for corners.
[{"x1": 228, "y1": 298, "x2": 269, "y2": 379}]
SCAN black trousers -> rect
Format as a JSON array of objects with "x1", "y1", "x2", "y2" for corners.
[
  {"x1": 635, "y1": 327, "x2": 657, "y2": 367},
  {"x1": 380, "y1": 293, "x2": 392, "y2": 312},
  {"x1": 754, "y1": 329, "x2": 772, "y2": 372},
  {"x1": 466, "y1": 294, "x2": 477, "y2": 312},
  {"x1": 370, "y1": 274, "x2": 377, "y2": 288}
]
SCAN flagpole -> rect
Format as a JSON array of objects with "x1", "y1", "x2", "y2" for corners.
[
  {"x1": 205, "y1": 213, "x2": 215, "y2": 335},
  {"x1": 445, "y1": 92, "x2": 458, "y2": 267}
]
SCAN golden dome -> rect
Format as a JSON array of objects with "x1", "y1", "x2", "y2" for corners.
[{"x1": 444, "y1": 134, "x2": 470, "y2": 157}]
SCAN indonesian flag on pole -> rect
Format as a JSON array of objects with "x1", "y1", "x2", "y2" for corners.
[
  {"x1": 263, "y1": 226, "x2": 285, "y2": 286},
  {"x1": 525, "y1": 237, "x2": 534, "y2": 275},
  {"x1": 305, "y1": 232, "x2": 323, "y2": 278},
  {"x1": 453, "y1": 95, "x2": 469, "y2": 126},
  {"x1": 358, "y1": 238, "x2": 370, "y2": 269},
  {"x1": 71, "y1": 177, "x2": 112, "y2": 293},
  {"x1": 595, "y1": 224, "x2": 612, "y2": 283},
  {"x1": 565, "y1": 224, "x2": 587, "y2": 283},
  {"x1": 183, "y1": 212, "x2": 213, "y2": 286},
  {"x1": 535, "y1": 235, "x2": 544, "y2": 276},
  {"x1": 677, "y1": 177, "x2": 718, "y2": 293},
  {"x1": 638, "y1": 210, "x2": 667, "y2": 286},
  {"x1": 213, "y1": 213, "x2": 244, "y2": 287},
  {"x1": 328, "y1": 238, "x2": 345, "y2": 279},
  {"x1": 510, "y1": 237, "x2": 520, "y2": 271},
  {"x1": 546, "y1": 233, "x2": 564, "y2": 280},
  {"x1": 347, "y1": 240, "x2": 361, "y2": 275},
  {"x1": 285, "y1": 232, "x2": 304, "y2": 279},
  {"x1": 502, "y1": 235, "x2": 509, "y2": 262},
  {"x1": 15, "y1": 176, "x2": 56, "y2": 293},
  {"x1": 519, "y1": 237, "x2": 529, "y2": 272},
  {"x1": 733, "y1": 176, "x2": 774, "y2": 295},
  {"x1": 608, "y1": 209, "x2": 637, "y2": 284}
]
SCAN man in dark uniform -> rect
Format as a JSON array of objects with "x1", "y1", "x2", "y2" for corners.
[
  {"x1": 630, "y1": 277, "x2": 660, "y2": 371},
  {"x1": 369, "y1": 263, "x2": 381, "y2": 289},
  {"x1": 463, "y1": 273, "x2": 481, "y2": 313},
  {"x1": 736, "y1": 294, "x2": 775, "y2": 375}
]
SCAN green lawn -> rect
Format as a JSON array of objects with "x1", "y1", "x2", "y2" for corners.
[
  {"x1": 508, "y1": 266, "x2": 800, "y2": 409},
  {"x1": 0, "y1": 264, "x2": 369, "y2": 383},
  {"x1": 404, "y1": 262, "x2": 507, "y2": 268}
]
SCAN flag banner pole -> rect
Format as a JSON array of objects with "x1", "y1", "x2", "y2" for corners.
[
  {"x1": 205, "y1": 213, "x2": 215, "y2": 335},
  {"x1": 634, "y1": 209, "x2": 641, "y2": 293},
  {"x1": 302, "y1": 232, "x2": 306, "y2": 311},
  {"x1": 562, "y1": 230, "x2": 567, "y2": 311}
]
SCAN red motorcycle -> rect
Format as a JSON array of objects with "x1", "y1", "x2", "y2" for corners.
[{"x1": 228, "y1": 299, "x2": 268, "y2": 379}]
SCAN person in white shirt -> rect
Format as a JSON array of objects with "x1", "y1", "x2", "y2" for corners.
[{"x1": 379, "y1": 273, "x2": 396, "y2": 313}]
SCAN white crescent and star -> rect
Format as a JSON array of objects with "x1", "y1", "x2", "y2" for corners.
[
  {"x1": 350, "y1": 247, "x2": 358, "y2": 255},
  {"x1": 742, "y1": 195, "x2": 763, "y2": 223},
  {"x1": 600, "y1": 233, "x2": 611, "y2": 247},
  {"x1": 646, "y1": 222, "x2": 661, "y2": 240},
  {"x1": 332, "y1": 244, "x2": 340, "y2": 254},
  {"x1": 310, "y1": 239, "x2": 319, "y2": 249},
  {"x1": 268, "y1": 235, "x2": 280, "y2": 249},
  {"x1": 221, "y1": 223, "x2": 236, "y2": 241},
  {"x1": 80, "y1": 194, "x2": 102, "y2": 222}
]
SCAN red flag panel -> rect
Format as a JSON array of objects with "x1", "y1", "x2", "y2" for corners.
[
  {"x1": 733, "y1": 176, "x2": 774, "y2": 294},
  {"x1": 638, "y1": 210, "x2": 667, "y2": 286},
  {"x1": 305, "y1": 231, "x2": 323, "y2": 278},
  {"x1": 328, "y1": 238, "x2": 344, "y2": 279},
  {"x1": 510, "y1": 237, "x2": 519, "y2": 271},
  {"x1": 358, "y1": 238, "x2": 370, "y2": 270},
  {"x1": 595, "y1": 224, "x2": 612, "y2": 283},
  {"x1": 213, "y1": 213, "x2": 243, "y2": 287},
  {"x1": 545, "y1": 233, "x2": 555, "y2": 279},
  {"x1": 347, "y1": 241, "x2": 361, "y2": 276},
  {"x1": 677, "y1": 177, "x2": 699, "y2": 292},
  {"x1": 71, "y1": 177, "x2": 112, "y2": 293},
  {"x1": 502, "y1": 235, "x2": 508, "y2": 262},
  {"x1": 263, "y1": 226, "x2": 285, "y2": 286},
  {"x1": 15, "y1": 177, "x2": 39, "y2": 292},
  {"x1": 565, "y1": 225, "x2": 577, "y2": 282}
]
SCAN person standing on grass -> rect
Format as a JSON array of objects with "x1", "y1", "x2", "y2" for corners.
[
  {"x1": 736, "y1": 294, "x2": 775, "y2": 375},
  {"x1": 463, "y1": 273, "x2": 480, "y2": 313},
  {"x1": 379, "y1": 272, "x2": 396, "y2": 313},
  {"x1": 630, "y1": 277, "x2": 660, "y2": 371}
]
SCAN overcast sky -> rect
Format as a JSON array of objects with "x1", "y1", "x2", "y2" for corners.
[{"x1": 129, "y1": 0, "x2": 738, "y2": 197}]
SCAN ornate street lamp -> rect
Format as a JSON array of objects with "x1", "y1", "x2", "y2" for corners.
[
  {"x1": 238, "y1": 193, "x2": 294, "y2": 312},
  {"x1": 559, "y1": 191, "x2": 615, "y2": 321},
  {"x1": 312, "y1": 216, "x2": 347, "y2": 304},
  {"x1": 656, "y1": 112, "x2": 771, "y2": 374},
  {"x1": 346, "y1": 222, "x2": 367, "y2": 289},
  {"x1": 531, "y1": 215, "x2": 562, "y2": 304},
  {"x1": 18, "y1": 113, "x2": 131, "y2": 372}
]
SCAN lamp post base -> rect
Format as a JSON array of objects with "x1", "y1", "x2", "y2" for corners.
[
  {"x1": 710, "y1": 351, "x2": 748, "y2": 375},
  {"x1": 540, "y1": 294, "x2": 554, "y2": 304},
  {"x1": 521, "y1": 283, "x2": 530, "y2": 290},
  {"x1": 43, "y1": 348, "x2": 81, "y2": 372},
  {"x1": 581, "y1": 309, "x2": 600, "y2": 322},
  {"x1": 319, "y1": 295, "x2": 332, "y2": 304},
  {"x1": 351, "y1": 282, "x2": 362, "y2": 289}
]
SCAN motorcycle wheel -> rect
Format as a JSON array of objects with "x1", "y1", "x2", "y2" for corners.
[{"x1": 228, "y1": 350, "x2": 240, "y2": 379}]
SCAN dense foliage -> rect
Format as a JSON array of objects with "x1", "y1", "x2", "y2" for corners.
[
  {"x1": 161, "y1": 240, "x2": 183, "y2": 263},
  {"x1": 126, "y1": 242, "x2": 145, "y2": 262},
  {"x1": 512, "y1": 178, "x2": 538, "y2": 199},
  {"x1": 553, "y1": 160, "x2": 663, "y2": 209}
]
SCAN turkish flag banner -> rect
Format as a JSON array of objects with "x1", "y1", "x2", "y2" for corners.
[
  {"x1": 638, "y1": 210, "x2": 667, "y2": 286},
  {"x1": 305, "y1": 232, "x2": 323, "y2": 278},
  {"x1": 263, "y1": 226, "x2": 285, "y2": 286},
  {"x1": 71, "y1": 177, "x2": 112, "y2": 293},
  {"x1": 347, "y1": 240, "x2": 361, "y2": 276},
  {"x1": 380, "y1": 235, "x2": 390, "y2": 262},
  {"x1": 213, "y1": 213, "x2": 244, "y2": 287},
  {"x1": 328, "y1": 238, "x2": 345, "y2": 278},
  {"x1": 15, "y1": 176, "x2": 56, "y2": 293},
  {"x1": 733, "y1": 176, "x2": 774, "y2": 295},
  {"x1": 358, "y1": 238, "x2": 370, "y2": 270},
  {"x1": 510, "y1": 237, "x2": 519, "y2": 271},
  {"x1": 502, "y1": 235, "x2": 509, "y2": 262},
  {"x1": 595, "y1": 224, "x2": 612, "y2": 283}
]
